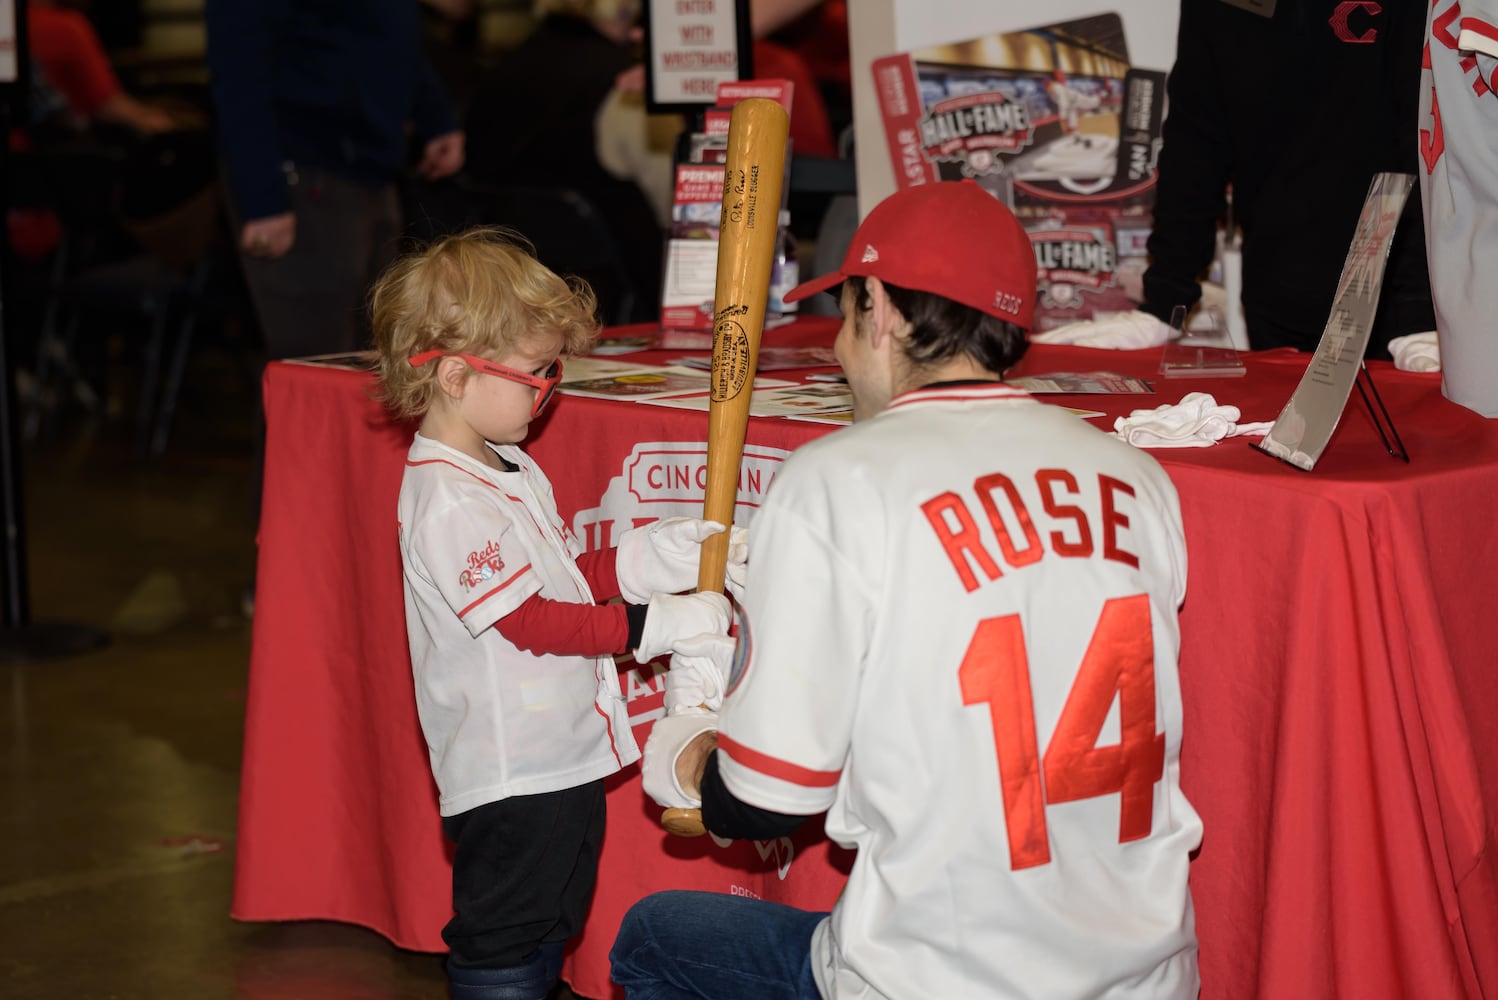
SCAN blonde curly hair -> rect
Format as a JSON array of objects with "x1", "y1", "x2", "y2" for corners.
[{"x1": 371, "y1": 228, "x2": 600, "y2": 421}]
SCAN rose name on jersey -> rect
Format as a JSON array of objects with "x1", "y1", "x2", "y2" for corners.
[{"x1": 921, "y1": 469, "x2": 1141, "y2": 590}]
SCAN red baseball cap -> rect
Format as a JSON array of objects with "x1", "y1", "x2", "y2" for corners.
[{"x1": 784, "y1": 180, "x2": 1036, "y2": 330}]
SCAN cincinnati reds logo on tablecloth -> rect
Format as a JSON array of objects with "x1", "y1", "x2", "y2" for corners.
[
  {"x1": 573, "y1": 440, "x2": 791, "y2": 552},
  {"x1": 577, "y1": 439, "x2": 790, "y2": 725}
]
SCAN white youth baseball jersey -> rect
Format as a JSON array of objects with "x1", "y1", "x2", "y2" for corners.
[
  {"x1": 398, "y1": 433, "x2": 638, "y2": 817},
  {"x1": 1420, "y1": 0, "x2": 1498, "y2": 417},
  {"x1": 717, "y1": 384, "x2": 1201, "y2": 1000}
]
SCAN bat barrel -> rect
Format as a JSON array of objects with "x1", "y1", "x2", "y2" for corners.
[{"x1": 695, "y1": 97, "x2": 790, "y2": 594}]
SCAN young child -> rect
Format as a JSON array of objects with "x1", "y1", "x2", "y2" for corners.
[{"x1": 371, "y1": 228, "x2": 737, "y2": 1000}]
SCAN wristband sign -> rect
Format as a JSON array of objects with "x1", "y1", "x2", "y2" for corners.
[{"x1": 645, "y1": 0, "x2": 753, "y2": 113}]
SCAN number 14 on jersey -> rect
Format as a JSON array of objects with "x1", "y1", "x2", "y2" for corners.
[{"x1": 959, "y1": 594, "x2": 1166, "y2": 871}]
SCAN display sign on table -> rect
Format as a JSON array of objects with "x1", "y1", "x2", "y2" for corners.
[
  {"x1": 1255, "y1": 172, "x2": 1415, "y2": 471},
  {"x1": 871, "y1": 13, "x2": 1167, "y2": 334}
]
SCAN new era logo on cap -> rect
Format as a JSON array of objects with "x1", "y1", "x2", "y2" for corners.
[{"x1": 782, "y1": 181, "x2": 1036, "y2": 330}]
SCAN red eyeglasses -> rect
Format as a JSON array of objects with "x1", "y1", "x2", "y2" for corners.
[{"x1": 409, "y1": 351, "x2": 565, "y2": 418}]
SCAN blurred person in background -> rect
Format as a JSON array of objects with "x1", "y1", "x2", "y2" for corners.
[
  {"x1": 753, "y1": 0, "x2": 849, "y2": 139},
  {"x1": 205, "y1": 0, "x2": 465, "y2": 361},
  {"x1": 25, "y1": 0, "x2": 176, "y2": 138},
  {"x1": 206, "y1": 0, "x2": 465, "y2": 619},
  {"x1": 1141, "y1": 0, "x2": 1434, "y2": 359},
  {"x1": 464, "y1": 0, "x2": 664, "y2": 323},
  {"x1": 10, "y1": 1, "x2": 181, "y2": 264}
]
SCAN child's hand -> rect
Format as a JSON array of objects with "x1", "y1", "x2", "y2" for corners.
[
  {"x1": 616, "y1": 518, "x2": 746, "y2": 602},
  {"x1": 634, "y1": 592, "x2": 729, "y2": 664}
]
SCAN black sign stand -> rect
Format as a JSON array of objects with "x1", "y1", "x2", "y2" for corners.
[
  {"x1": 1354, "y1": 362, "x2": 1409, "y2": 463},
  {"x1": 0, "y1": 2, "x2": 108, "y2": 662}
]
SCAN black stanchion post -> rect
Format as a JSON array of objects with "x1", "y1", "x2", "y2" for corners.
[{"x1": 0, "y1": 3, "x2": 108, "y2": 661}]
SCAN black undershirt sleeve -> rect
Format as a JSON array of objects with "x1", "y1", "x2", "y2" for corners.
[
  {"x1": 625, "y1": 602, "x2": 647, "y2": 651},
  {"x1": 699, "y1": 750, "x2": 810, "y2": 842}
]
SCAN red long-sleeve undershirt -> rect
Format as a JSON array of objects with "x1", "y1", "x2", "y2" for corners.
[{"x1": 492, "y1": 547, "x2": 646, "y2": 656}]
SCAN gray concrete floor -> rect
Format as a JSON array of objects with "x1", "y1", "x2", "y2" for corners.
[{"x1": 0, "y1": 334, "x2": 587, "y2": 998}]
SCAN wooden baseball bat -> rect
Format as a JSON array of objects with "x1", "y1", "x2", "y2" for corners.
[{"x1": 660, "y1": 97, "x2": 790, "y2": 839}]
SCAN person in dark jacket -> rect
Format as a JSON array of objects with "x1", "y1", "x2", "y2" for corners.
[
  {"x1": 1142, "y1": 0, "x2": 1434, "y2": 358},
  {"x1": 205, "y1": 0, "x2": 464, "y2": 360},
  {"x1": 463, "y1": 0, "x2": 663, "y2": 324}
]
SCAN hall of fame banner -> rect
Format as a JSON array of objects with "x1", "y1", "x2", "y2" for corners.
[{"x1": 871, "y1": 13, "x2": 1167, "y2": 333}]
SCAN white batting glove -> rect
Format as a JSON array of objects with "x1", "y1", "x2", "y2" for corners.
[
  {"x1": 616, "y1": 518, "x2": 724, "y2": 603},
  {"x1": 642, "y1": 708, "x2": 718, "y2": 809},
  {"x1": 666, "y1": 631, "x2": 736, "y2": 713},
  {"x1": 634, "y1": 591, "x2": 729, "y2": 664}
]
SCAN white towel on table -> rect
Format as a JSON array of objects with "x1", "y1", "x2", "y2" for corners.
[
  {"x1": 1030, "y1": 310, "x2": 1173, "y2": 349},
  {"x1": 1113, "y1": 392, "x2": 1275, "y2": 448},
  {"x1": 1388, "y1": 331, "x2": 1440, "y2": 372}
]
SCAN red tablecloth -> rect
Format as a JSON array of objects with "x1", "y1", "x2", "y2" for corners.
[{"x1": 235, "y1": 318, "x2": 1498, "y2": 1000}]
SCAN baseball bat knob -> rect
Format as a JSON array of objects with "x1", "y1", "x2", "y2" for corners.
[{"x1": 660, "y1": 806, "x2": 707, "y2": 837}]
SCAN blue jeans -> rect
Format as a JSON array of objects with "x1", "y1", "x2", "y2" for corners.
[{"x1": 610, "y1": 890, "x2": 829, "y2": 1000}]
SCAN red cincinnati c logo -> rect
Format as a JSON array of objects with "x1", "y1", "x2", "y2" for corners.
[{"x1": 1329, "y1": 1, "x2": 1381, "y2": 43}]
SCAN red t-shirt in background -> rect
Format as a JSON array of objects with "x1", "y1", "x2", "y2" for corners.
[
  {"x1": 752, "y1": 41, "x2": 836, "y2": 159},
  {"x1": 28, "y1": 4, "x2": 122, "y2": 117}
]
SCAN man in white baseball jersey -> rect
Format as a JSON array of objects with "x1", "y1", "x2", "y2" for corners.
[
  {"x1": 1420, "y1": 0, "x2": 1498, "y2": 417},
  {"x1": 610, "y1": 181, "x2": 1202, "y2": 1000}
]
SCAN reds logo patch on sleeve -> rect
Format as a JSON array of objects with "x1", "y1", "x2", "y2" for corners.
[{"x1": 458, "y1": 539, "x2": 505, "y2": 590}]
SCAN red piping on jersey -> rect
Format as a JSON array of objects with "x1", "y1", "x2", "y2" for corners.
[
  {"x1": 407, "y1": 456, "x2": 501, "y2": 489},
  {"x1": 888, "y1": 384, "x2": 1031, "y2": 410},
  {"x1": 406, "y1": 457, "x2": 552, "y2": 537},
  {"x1": 1462, "y1": 16, "x2": 1498, "y2": 46},
  {"x1": 595, "y1": 700, "x2": 624, "y2": 768},
  {"x1": 717, "y1": 734, "x2": 841, "y2": 788},
  {"x1": 457, "y1": 564, "x2": 533, "y2": 617}
]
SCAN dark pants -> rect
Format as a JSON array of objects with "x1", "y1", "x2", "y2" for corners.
[
  {"x1": 231, "y1": 164, "x2": 402, "y2": 361},
  {"x1": 442, "y1": 781, "x2": 607, "y2": 987}
]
